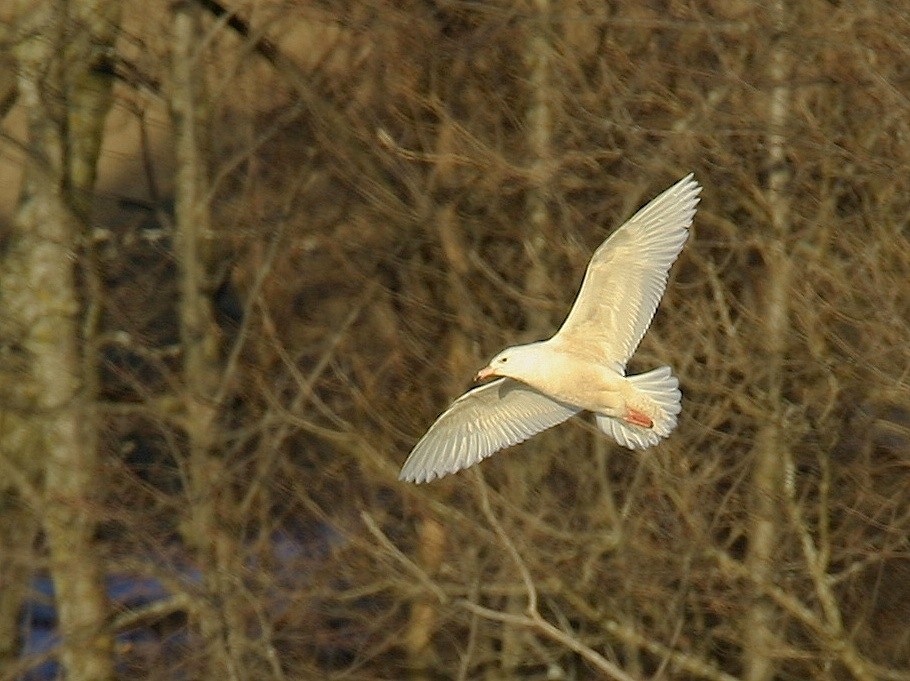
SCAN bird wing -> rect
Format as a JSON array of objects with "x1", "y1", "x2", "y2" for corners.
[
  {"x1": 553, "y1": 174, "x2": 701, "y2": 370},
  {"x1": 399, "y1": 378, "x2": 579, "y2": 483}
]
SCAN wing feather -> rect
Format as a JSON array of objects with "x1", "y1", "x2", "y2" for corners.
[
  {"x1": 399, "y1": 378, "x2": 579, "y2": 483},
  {"x1": 554, "y1": 174, "x2": 701, "y2": 368}
]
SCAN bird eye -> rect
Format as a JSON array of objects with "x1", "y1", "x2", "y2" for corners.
[{"x1": 500, "y1": 357, "x2": 508, "y2": 363}]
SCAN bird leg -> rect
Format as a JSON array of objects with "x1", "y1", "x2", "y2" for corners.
[{"x1": 624, "y1": 408, "x2": 653, "y2": 428}]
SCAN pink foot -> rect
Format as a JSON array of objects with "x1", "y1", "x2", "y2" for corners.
[{"x1": 624, "y1": 408, "x2": 653, "y2": 428}]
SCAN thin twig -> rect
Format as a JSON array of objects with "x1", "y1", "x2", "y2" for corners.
[
  {"x1": 471, "y1": 470, "x2": 538, "y2": 613},
  {"x1": 360, "y1": 511, "x2": 448, "y2": 604},
  {"x1": 457, "y1": 600, "x2": 638, "y2": 681},
  {"x1": 709, "y1": 548, "x2": 901, "y2": 681}
]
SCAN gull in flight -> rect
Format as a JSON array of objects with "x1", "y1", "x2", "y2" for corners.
[{"x1": 400, "y1": 174, "x2": 701, "y2": 484}]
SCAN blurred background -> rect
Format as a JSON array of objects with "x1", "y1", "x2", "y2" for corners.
[{"x1": 0, "y1": 1, "x2": 908, "y2": 680}]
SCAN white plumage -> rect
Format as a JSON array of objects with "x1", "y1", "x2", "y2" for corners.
[{"x1": 400, "y1": 174, "x2": 701, "y2": 484}]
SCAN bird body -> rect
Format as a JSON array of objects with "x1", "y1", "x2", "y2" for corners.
[
  {"x1": 481, "y1": 340, "x2": 627, "y2": 415},
  {"x1": 399, "y1": 174, "x2": 702, "y2": 484}
]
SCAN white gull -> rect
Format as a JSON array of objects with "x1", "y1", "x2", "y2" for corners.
[{"x1": 400, "y1": 174, "x2": 701, "y2": 483}]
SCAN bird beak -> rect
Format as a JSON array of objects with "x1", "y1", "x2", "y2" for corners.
[{"x1": 475, "y1": 365, "x2": 496, "y2": 382}]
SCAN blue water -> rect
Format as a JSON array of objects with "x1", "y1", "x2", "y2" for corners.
[{"x1": 17, "y1": 525, "x2": 342, "y2": 679}]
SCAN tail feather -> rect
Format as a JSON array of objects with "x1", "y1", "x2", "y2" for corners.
[{"x1": 595, "y1": 366, "x2": 681, "y2": 449}]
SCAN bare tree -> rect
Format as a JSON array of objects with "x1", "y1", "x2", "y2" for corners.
[
  {"x1": 2, "y1": 1, "x2": 909, "y2": 679},
  {"x1": 743, "y1": 1, "x2": 792, "y2": 678},
  {"x1": 3, "y1": 2, "x2": 121, "y2": 680}
]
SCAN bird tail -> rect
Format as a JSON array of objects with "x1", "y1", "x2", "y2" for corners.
[{"x1": 595, "y1": 366, "x2": 681, "y2": 449}]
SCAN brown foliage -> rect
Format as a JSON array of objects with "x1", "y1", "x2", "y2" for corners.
[{"x1": 2, "y1": 0, "x2": 909, "y2": 679}]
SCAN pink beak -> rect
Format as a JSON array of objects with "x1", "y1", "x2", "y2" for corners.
[{"x1": 475, "y1": 365, "x2": 496, "y2": 382}]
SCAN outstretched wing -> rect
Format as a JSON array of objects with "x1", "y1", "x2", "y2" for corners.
[
  {"x1": 399, "y1": 378, "x2": 579, "y2": 484},
  {"x1": 554, "y1": 174, "x2": 701, "y2": 369}
]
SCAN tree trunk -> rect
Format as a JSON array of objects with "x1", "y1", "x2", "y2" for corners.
[
  {"x1": 498, "y1": 1, "x2": 558, "y2": 675},
  {"x1": 744, "y1": 2, "x2": 792, "y2": 679},
  {"x1": 7, "y1": 2, "x2": 121, "y2": 679},
  {"x1": 522, "y1": 0, "x2": 555, "y2": 336},
  {"x1": 170, "y1": 4, "x2": 247, "y2": 679}
]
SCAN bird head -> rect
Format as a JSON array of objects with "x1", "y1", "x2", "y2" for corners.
[{"x1": 475, "y1": 343, "x2": 544, "y2": 382}]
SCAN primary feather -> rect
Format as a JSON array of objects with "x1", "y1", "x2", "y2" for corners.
[
  {"x1": 555, "y1": 174, "x2": 701, "y2": 370},
  {"x1": 399, "y1": 379, "x2": 578, "y2": 484}
]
